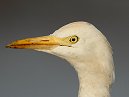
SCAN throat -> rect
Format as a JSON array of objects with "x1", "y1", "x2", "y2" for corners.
[
  {"x1": 68, "y1": 60, "x2": 111, "y2": 97},
  {"x1": 77, "y1": 70, "x2": 110, "y2": 97}
]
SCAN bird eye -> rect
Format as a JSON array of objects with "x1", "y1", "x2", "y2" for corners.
[{"x1": 69, "y1": 35, "x2": 79, "y2": 44}]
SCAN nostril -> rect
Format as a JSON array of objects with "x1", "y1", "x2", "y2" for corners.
[{"x1": 41, "y1": 40, "x2": 49, "y2": 41}]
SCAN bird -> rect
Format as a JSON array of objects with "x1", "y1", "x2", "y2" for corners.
[{"x1": 6, "y1": 21, "x2": 115, "y2": 97}]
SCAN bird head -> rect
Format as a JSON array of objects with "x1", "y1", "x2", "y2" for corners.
[{"x1": 6, "y1": 21, "x2": 112, "y2": 63}]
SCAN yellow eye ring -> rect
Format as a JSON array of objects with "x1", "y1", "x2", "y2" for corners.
[{"x1": 69, "y1": 35, "x2": 79, "y2": 44}]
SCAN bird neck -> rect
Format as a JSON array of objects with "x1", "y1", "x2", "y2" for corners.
[{"x1": 68, "y1": 59, "x2": 110, "y2": 97}]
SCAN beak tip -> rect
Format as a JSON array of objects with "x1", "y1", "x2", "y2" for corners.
[{"x1": 5, "y1": 44, "x2": 11, "y2": 48}]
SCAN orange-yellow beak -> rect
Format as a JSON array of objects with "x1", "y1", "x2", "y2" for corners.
[{"x1": 6, "y1": 36, "x2": 68, "y2": 50}]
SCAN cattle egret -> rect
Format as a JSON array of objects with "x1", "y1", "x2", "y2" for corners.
[{"x1": 6, "y1": 21, "x2": 115, "y2": 97}]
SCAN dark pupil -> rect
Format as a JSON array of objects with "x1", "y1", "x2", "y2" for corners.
[{"x1": 72, "y1": 38, "x2": 76, "y2": 41}]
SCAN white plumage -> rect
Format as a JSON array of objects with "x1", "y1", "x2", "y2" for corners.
[{"x1": 7, "y1": 21, "x2": 115, "y2": 97}]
